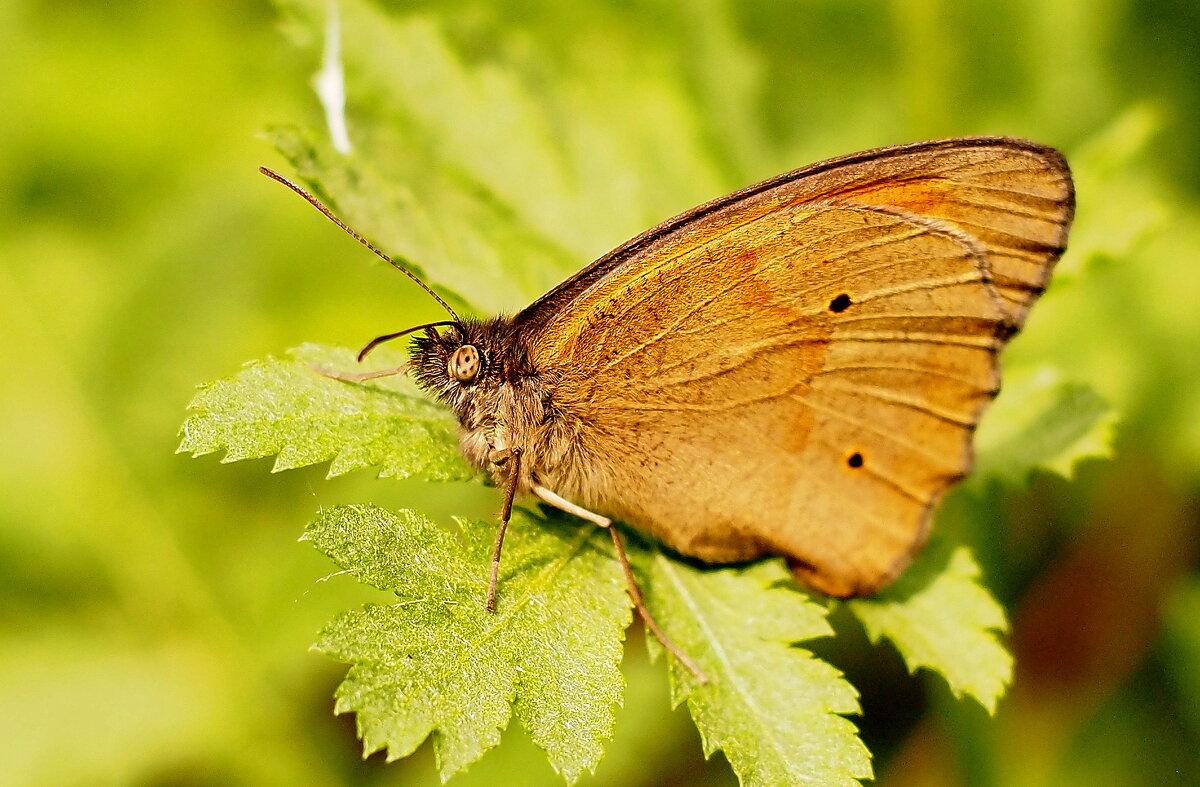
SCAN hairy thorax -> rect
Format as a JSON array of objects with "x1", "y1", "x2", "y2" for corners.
[{"x1": 461, "y1": 380, "x2": 600, "y2": 495}]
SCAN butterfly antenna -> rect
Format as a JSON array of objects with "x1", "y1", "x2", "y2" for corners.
[
  {"x1": 355, "y1": 320, "x2": 460, "y2": 362},
  {"x1": 259, "y1": 166, "x2": 461, "y2": 324}
]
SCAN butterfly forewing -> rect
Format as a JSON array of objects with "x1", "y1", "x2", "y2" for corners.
[{"x1": 517, "y1": 137, "x2": 1073, "y2": 596}]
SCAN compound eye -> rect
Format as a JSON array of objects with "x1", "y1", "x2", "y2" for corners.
[{"x1": 448, "y1": 344, "x2": 480, "y2": 382}]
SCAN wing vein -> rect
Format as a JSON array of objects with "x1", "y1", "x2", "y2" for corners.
[
  {"x1": 797, "y1": 392, "x2": 960, "y2": 469},
  {"x1": 814, "y1": 381, "x2": 979, "y2": 427},
  {"x1": 812, "y1": 361, "x2": 990, "y2": 389},
  {"x1": 834, "y1": 331, "x2": 1001, "y2": 349}
]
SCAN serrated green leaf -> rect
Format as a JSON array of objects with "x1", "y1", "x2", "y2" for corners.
[
  {"x1": 269, "y1": 0, "x2": 595, "y2": 314},
  {"x1": 848, "y1": 541, "x2": 1012, "y2": 714},
  {"x1": 277, "y1": 0, "x2": 589, "y2": 251},
  {"x1": 178, "y1": 343, "x2": 473, "y2": 481},
  {"x1": 269, "y1": 0, "x2": 736, "y2": 315},
  {"x1": 267, "y1": 124, "x2": 572, "y2": 317},
  {"x1": 974, "y1": 366, "x2": 1118, "y2": 484},
  {"x1": 636, "y1": 548, "x2": 872, "y2": 786},
  {"x1": 305, "y1": 504, "x2": 630, "y2": 782}
]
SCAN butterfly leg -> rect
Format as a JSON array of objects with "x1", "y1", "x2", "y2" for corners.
[
  {"x1": 530, "y1": 485, "x2": 611, "y2": 527},
  {"x1": 532, "y1": 485, "x2": 708, "y2": 684},
  {"x1": 309, "y1": 361, "x2": 413, "y2": 382},
  {"x1": 485, "y1": 447, "x2": 523, "y2": 613}
]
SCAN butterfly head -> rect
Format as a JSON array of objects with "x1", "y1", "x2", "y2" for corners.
[{"x1": 408, "y1": 317, "x2": 527, "y2": 420}]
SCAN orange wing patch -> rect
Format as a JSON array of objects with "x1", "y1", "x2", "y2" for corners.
[{"x1": 836, "y1": 177, "x2": 955, "y2": 215}]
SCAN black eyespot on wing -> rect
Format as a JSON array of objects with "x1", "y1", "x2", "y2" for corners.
[
  {"x1": 830, "y1": 294, "x2": 851, "y2": 313},
  {"x1": 847, "y1": 452, "x2": 864, "y2": 468}
]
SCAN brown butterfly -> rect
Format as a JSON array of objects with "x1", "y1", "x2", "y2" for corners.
[{"x1": 264, "y1": 136, "x2": 1073, "y2": 679}]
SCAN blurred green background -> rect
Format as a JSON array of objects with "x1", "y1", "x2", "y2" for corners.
[{"x1": 2, "y1": 0, "x2": 1199, "y2": 784}]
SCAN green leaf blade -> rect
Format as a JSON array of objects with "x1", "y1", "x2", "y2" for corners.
[
  {"x1": 848, "y1": 541, "x2": 1012, "y2": 714},
  {"x1": 267, "y1": 124, "x2": 574, "y2": 316},
  {"x1": 975, "y1": 367, "x2": 1118, "y2": 484},
  {"x1": 307, "y1": 504, "x2": 630, "y2": 782},
  {"x1": 178, "y1": 344, "x2": 474, "y2": 482},
  {"x1": 640, "y1": 552, "x2": 873, "y2": 787}
]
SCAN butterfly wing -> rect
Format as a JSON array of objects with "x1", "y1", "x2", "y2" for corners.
[{"x1": 519, "y1": 137, "x2": 1073, "y2": 596}]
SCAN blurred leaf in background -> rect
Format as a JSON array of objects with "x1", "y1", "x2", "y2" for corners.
[{"x1": 1, "y1": 0, "x2": 1198, "y2": 785}]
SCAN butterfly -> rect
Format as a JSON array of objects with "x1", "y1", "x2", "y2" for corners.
[{"x1": 264, "y1": 136, "x2": 1074, "y2": 679}]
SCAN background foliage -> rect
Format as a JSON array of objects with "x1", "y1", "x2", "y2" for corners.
[{"x1": 2, "y1": 0, "x2": 1199, "y2": 785}]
